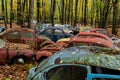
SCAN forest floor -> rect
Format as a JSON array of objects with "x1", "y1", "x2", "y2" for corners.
[
  {"x1": 0, "y1": 23, "x2": 120, "y2": 80},
  {"x1": 0, "y1": 63, "x2": 37, "y2": 80}
]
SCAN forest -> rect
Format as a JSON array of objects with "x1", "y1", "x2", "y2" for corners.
[{"x1": 0, "y1": 0, "x2": 120, "y2": 34}]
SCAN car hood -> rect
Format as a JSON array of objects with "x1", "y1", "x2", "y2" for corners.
[{"x1": 27, "y1": 46, "x2": 120, "y2": 79}]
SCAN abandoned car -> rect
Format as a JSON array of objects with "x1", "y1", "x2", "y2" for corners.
[
  {"x1": 89, "y1": 28, "x2": 120, "y2": 48},
  {"x1": 68, "y1": 32, "x2": 119, "y2": 50},
  {"x1": 0, "y1": 28, "x2": 53, "y2": 50},
  {"x1": 0, "y1": 39, "x2": 35, "y2": 65},
  {"x1": 0, "y1": 28, "x2": 55, "y2": 62},
  {"x1": 39, "y1": 27, "x2": 73, "y2": 42},
  {"x1": 36, "y1": 43, "x2": 63, "y2": 62},
  {"x1": 27, "y1": 46, "x2": 120, "y2": 80}
]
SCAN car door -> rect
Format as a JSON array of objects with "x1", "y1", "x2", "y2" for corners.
[
  {"x1": 5, "y1": 30, "x2": 21, "y2": 43},
  {"x1": 20, "y1": 31, "x2": 37, "y2": 49}
]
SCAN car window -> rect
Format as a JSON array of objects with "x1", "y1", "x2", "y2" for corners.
[
  {"x1": 45, "y1": 65, "x2": 87, "y2": 80},
  {"x1": 21, "y1": 32, "x2": 35, "y2": 38},
  {"x1": 54, "y1": 29, "x2": 63, "y2": 35},
  {"x1": 6, "y1": 31, "x2": 20, "y2": 39}
]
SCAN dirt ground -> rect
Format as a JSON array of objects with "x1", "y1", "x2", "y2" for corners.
[{"x1": 0, "y1": 63, "x2": 37, "y2": 80}]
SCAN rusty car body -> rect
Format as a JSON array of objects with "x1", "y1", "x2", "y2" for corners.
[
  {"x1": 27, "y1": 46, "x2": 120, "y2": 80},
  {"x1": 0, "y1": 28, "x2": 53, "y2": 50},
  {"x1": 89, "y1": 28, "x2": 120, "y2": 48},
  {"x1": 0, "y1": 28, "x2": 55, "y2": 62},
  {"x1": 0, "y1": 39, "x2": 35, "y2": 65},
  {"x1": 68, "y1": 32, "x2": 116, "y2": 49},
  {"x1": 36, "y1": 44, "x2": 63, "y2": 62}
]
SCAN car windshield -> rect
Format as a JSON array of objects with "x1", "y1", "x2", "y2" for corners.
[{"x1": 45, "y1": 65, "x2": 88, "y2": 80}]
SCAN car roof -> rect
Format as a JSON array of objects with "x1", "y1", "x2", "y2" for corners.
[
  {"x1": 77, "y1": 32, "x2": 110, "y2": 40},
  {"x1": 0, "y1": 28, "x2": 36, "y2": 37},
  {"x1": 69, "y1": 37, "x2": 114, "y2": 48},
  {"x1": 36, "y1": 46, "x2": 120, "y2": 72},
  {"x1": 43, "y1": 27, "x2": 63, "y2": 30}
]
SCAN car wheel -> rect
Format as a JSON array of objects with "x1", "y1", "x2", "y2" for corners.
[{"x1": 13, "y1": 56, "x2": 26, "y2": 64}]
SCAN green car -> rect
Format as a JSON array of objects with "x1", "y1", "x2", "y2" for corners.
[{"x1": 27, "y1": 46, "x2": 120, "y2": 80}]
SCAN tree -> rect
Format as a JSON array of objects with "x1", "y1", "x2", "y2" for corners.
[
  {"x1": 10, "y1": 0, "x2": 13, "y2": 28},
  {"x1": 61, "y1": 0, "x2": 65, "y2": 24},
  {"x1": 83, "y1": 0, "x2": 88, "y2": 26},
  {"x1": 1, "y1": 0, "x2": 7, "y2": 28},
  {"x1": 74, "y1": 0, "x2": 79, "y2": 27},
  {"x1": 112, "y1": 0, "x2": 119, "y2": 34},
  {"x1": 37, "y1": 0, "x2": 40, "y2": 23},
  {"x1": 28, "y1": 0, "x2": 34, "y2": 29},
  {"x1": 5, "y1": 0, "x2": 8, "y2": 23},
  {"x1": 50, "y1": 0, "x2": 56, "y2": 26},
  {"x1": 99, "y1": 0, "x2": 112, "y2": 28}
]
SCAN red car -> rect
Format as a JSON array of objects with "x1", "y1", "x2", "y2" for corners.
[
  {"x1": 88, "y1": 28, "x2": 120, "y2": 49},
  {"x1": 0, "y1": 28, "x2": 54, "y2": 62},
  {"x1": 0, "y1": 28, "x2": 53, "y2": 49},
  {"x1": 0, "y1": 39, "x2": 35, "y2": 65},
  {"x1": 36, "y1": 44, "x2": 63, "y2": 62},
  {"x1": 68, "y1": 32, "x2": 116, "y2": 49}
]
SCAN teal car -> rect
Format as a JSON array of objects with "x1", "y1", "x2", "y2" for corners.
[{"x1": 27, "y1": 46, "x2": 120, "y2": 80}]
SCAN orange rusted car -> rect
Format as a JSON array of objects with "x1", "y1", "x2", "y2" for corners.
[
  {"x1": 0, "y1": 28, "x2": 53, "y2": 49},
  {"x1": 88, "y1": 28, "x2": 120, "y2": 49},
  {"x1": 0, "y1": 28, "x2": 55, "y2": 62},
  {"x1": 68, "y1": 32, "x2": 117, "y2": 49},
  {"x1": 0, "y1": 39, "x2": 35, "y2": 65},
  {"x1": 36, "y1": 43, "x2": 63, "y2": 62}
]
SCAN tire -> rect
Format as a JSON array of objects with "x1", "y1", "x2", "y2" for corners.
[{"x1": 13, "y1": 56, "x2": 26, "y2": 64}]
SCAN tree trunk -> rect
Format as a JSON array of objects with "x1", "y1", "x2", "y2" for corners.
[
  {"x1": 67, "y1": 0, "x2": 70, "y2": 24},
  {"x1": 10, "y1": 0, "x2": 13, "y2": 28},
  {"x1": 1, "y1": 0, "x2": 7, "y2": 28},
  {"x1": 50, "y1": 0, "x2": 56, "y2": 26},
  {"x1": 61, "y1": 0, "x2": 64, "y2": 24},
  {"x1": 28, "y1": 0, "x2": 34, "y2": 29},
  {"x1": 37, "y1": 0, "x2": 40, "y2": 23},
  {"x1": 17, "y1": 0, "x2": 22, "y2": 25},
  {"x1": 5, "y1": 0, "x2": 8, "y2": 23},
  {"x1": 70, "y1": 0, "x2": 73, "y2": 25},
  {"x1": 74, "y1": 0, "x2": 79, "y2": 27},
  {"x1": 112, "y1": 0, "x2": 119, "y2": 35},
  {"x1": 84, "y1": 0, "x2": 88, "y2": 26}
]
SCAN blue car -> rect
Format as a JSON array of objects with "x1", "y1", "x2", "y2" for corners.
[
  {"x1": 27, "y1": 46, "x2": 120, "y2": 80},
  {"x1": 39, "y1": 27, "x2": 73, "y2": 42}
]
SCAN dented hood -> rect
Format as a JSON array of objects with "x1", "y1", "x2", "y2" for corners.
[{"x1": 35, "y1": 46, "x2": 120, "y2": 72}]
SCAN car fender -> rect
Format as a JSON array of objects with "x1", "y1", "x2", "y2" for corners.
[{"x1": 36, "y1": 51, "x2": 52, "y2": 61}]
